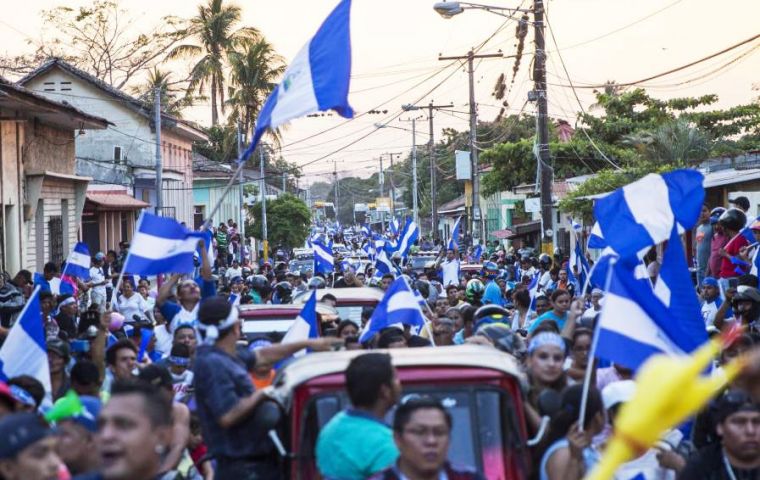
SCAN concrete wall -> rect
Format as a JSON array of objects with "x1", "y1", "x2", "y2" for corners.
[
  {"x1": 0, "y1": 119, "x2": 23, "y2": 274},
  {"x1": 193, "y1": 180, "x2": 241, "y2": 229},
  {"x1": 24, "y1": 178, "x2": 77, "y2": 271},
  {"x1": 24, "y1": 122, "x2": 76, "y2": 174}
]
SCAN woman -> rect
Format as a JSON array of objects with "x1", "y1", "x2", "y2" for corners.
[
  {"x1": 511, "y1": 288, "x2": 536, "y2": 332},
  {"x1": 540, "y1": 384, "x2": 605, "y2": 480},
  {"x1": 526, "y1": 332, "x2": 568, "y2": 411},
  {"x1": 114, "y1": 279, "x2": 151, "y2": 324},
  {"x1": 336, "y1": 319, "x2": 359, "y2": 339},
  {"x1": 453, "y1": 305, "x2": 476, "y2": 345},
  {"x1": 529, "y1": 289, "x2": 572, "y2": 334},
  {"x1": 565, "y1": 328, "x2": 592, "y2": 383}
]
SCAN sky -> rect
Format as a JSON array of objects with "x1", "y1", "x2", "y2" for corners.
[{"x1": 2, "y1": 0, "x2": 759, "y2": 188}]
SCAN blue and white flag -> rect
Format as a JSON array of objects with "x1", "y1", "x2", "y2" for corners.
[
  {"x1": 63, "y1": 242, "x2": 91, "y2": 280},
  {"x1": 593, "y1": 169, "x2": 704, "y2": 260},
  {"x1": 527, "y1": 273, "x2": 540, "y2": 312},
  {"x1": 243, "y1": 0, "x2": 354, "y2": 160},
  {"x1": 373, "y1": 242, "x2": 399, "y2": 278},
  {"x1": 587, "y1": 222, "x2": 607, "y2": 249},
  {"x1": 195, "y1": 229, "x2": 215, "y2": 266},
  {"x1": 360, "y1": 276, "x2": 426, "y2": 343},
  {"x1": 0, "y1": 287, "x2": 51, "y2": 396},
  {"x1": 447, "y1": 216, "x2": 462, "y2": 251},
  {"x1": 390, "y1": 217, "x2": 400, "y2": 236},
  {"x1": 360, "y1": 224, "x2": 371, "y2": 237},
  {"x1": 394, "y1": 218, "x2": 419, "y2": 259},
  {"x1": 751, "y1": 244, "x2": 760, "y2": 276},
  {"x1": 595, "y1": 226, "x2": 707, "y2": 370},
  {"x1": 472, "y1": 244, "x2": 483, "y2": 263},
  {"x1": 312, "y1": 239, "x2": 334, "y2": 274},
  {"x1": 569, "y1": 240, "x2": 589, "y2": 294},
  {"x1": 740, "y1": 217, "x2": 760, "y2": 243},
  {"x1": 281, "y1": 291, "x2": 320, "y2": 356},
  {"x1": 125, "y1": 212, "x2": 206, "y2": 275},
  {"x1": 570, "y1": 217, "x2": 582, "y2": 233}
]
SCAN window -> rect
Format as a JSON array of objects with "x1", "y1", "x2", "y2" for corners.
[
  {"x1": 61, "y1": 199, "x2": 69, "y2": 255},
  {"x1": 59, "y1": 81, "x2": 72, "y2": 92},
  {"x1": 48, "y1": 216, "x2": 64, "y2": 265},
  {"x1": 120, "y1": 212, "x2": 129, "y2": 242},
  {"x1": 113, "y1": 146, "x2": 123, "y2": 163},
  {"x1": 194, "y1": 206, "x2": 205, "y2": 230}
]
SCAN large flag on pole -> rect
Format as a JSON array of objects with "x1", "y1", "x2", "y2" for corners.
[
  {"x1": 242, "y1": 0, "x2": 354, "y2": 160},
  {"x1": 125, "y1": 212, "x2": 205, "y2": 275},
  {"x1": 64, "y1": 242, "x2": 91, "y2": 281},
  {"x1": 447, "y1": 216, "x2": 462, "y2": 251},
  {"x1": 0, "y1": 287, "x2": 51, "y2": 395},
  {"x1": 281, "y1": 291, "x2": 320, "y2": 357},
  {"x1": 360, "y1": 276, "x2": 426, "y2": 343}
]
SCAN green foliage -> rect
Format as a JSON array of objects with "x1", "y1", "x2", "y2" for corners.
[{"x1": 246, "y1": 194, "x2": 310, "y2": 249}]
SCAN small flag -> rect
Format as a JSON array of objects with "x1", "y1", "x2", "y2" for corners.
[
  {"x1": 472, "y1": 244, "x2": 483, "y2": 263},
  {"x1": 312, "y1": 239, "x2": 334, "y2": 274},
  {"x1": 587, "y1": 222, "x2": 607, "y2": 249},
  {"x1": 360, "y1": 277, "x2": 426, "y2": 343},
  {"x1": 0, "y1": 287, "x2": 51, "y2": 396},
  {"x1": 447, "y1": 216, "x2": 462, "y2": 251},
  {"x1": 527, "y1": 273, "x2": 540, "y2": 312},
  {"x1": 393, "y1": 218, "x2": 419, "y2": 259},
  {"x1": 281, "y1": 291, "x2": 320, "y2": 356},
  {"x1": 64, "y1": 242, "x2": 91, "y2": 281},
  {"x1": 593, "y1": 169, "x2": 704, "y2": 261},
  {"x1": 125, "y1": 212, "x2": 206, "y2": 275},
  {"x1": 390, "y1": 217, "x2": 400, "y2": 236},
  {"x1": 373, "y1": 244, "x2": 399, "y2": 278},
  {"x1": 242, "y1": 0, "x2": 354, "y2": 161}
]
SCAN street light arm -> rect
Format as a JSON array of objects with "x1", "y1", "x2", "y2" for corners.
[{"x1": 433, "y1": 1, "x2": 531, "y2": 19}]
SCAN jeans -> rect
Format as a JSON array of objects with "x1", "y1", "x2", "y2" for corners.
[{"x1": 215, "y1": 458, "x2": 281, "y2": 480}]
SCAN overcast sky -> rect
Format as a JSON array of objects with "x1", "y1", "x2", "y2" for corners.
[{"x1": 3, "y1": 0, "x2": 759, "y2": 186}]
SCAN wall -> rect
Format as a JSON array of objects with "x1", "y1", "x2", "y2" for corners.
[
  {"x1": 0, "y1": 118, "x2": 23, "y2": 274},
  {"x1": 24, "y1": 122, "x2": 76, "y2": 174},
  {"x1": 25, "y1": 178, "x2": 77, "y2": 271},
  {"x1": 193, "y1": 180, "x2": 241, "y2": 228}
]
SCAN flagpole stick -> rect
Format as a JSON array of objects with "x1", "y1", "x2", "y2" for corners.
[
  {"x1": 578, "y1": 256, "x2": 616, "y2": 432},
  {"x1": 110, "y1": 212, "x2": 145, "y2": 311}
]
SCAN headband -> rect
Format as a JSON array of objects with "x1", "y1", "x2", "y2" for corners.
[
  {"x1": 197, "y1": 307, "x2": 239, "y2": 345},
  {"x1": 9, "y1": 385, "x2": 36, "y2": 408},
  {"x1": 168, "y1": 356, "x2": 190, "y2": 367},
  {"x1": 528, "y1": 332, "x2": 567, "y2": 355}
]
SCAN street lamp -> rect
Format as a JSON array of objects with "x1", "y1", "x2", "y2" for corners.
[{"x1": 433, "y1": 2, "x2": 531, "y2": 19}]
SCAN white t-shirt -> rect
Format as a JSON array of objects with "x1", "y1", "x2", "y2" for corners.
[
  {"x1": 48, "y1": 277, "x2": 61, "y2": 296},
  {"x1": 441, "y1": 259, "x2": 460, "y2": 287},
  {"x1": 225, "y1": 267, "x2": 243, "y2": 279},
  {"x1": 115, "y1": 293, "x2": 150, "y2": 322},
  {"x1": 89, "y1": 267, "x2": 107, "y2": 296},
  {"x1": 538, "y1": 270, "x2": 553, "y2": 290}
]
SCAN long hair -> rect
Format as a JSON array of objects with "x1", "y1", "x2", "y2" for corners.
[{"x1": 544, "y1": 384, "x2": 603, "y2": 448}]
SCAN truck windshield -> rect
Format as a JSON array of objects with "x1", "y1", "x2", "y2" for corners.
[{"x1": 298, "y1": 386, "x2": 521, "y2": 479}]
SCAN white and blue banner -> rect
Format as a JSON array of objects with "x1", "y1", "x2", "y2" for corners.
[
  {"x1": 0, "y1": 287, "x2": 51, "y2": 396},
  {"x1": 595, "y1": 225, "x2": 706, "y2": 370},
  {"x1": 360, "y1": 276, "x2": 426, "y2": 343},
  {"x1": 64, "y1": 242, "x2": 91, "y2": 280},
  {"x1": 125, "y1": 213, "x2": 205, "y2": 275},
  {"x1": 593, "y1": 169, "x2": 704, "y2": 261},
  {"x1": 393, "y1": 218, "x2": 419, "y2": 259},
  {"x1": 281, "y1": 291, "x2": 320, "y2": 357},
  {"x1": 447, "y1": 216, "x2": 462, "y2": 251},
  {"x1": 587, "y1": 222, "x2": 607, "y2": 249},
  {"x1": 312, "y1": 239, "x2": 334, "y2": 274},
  {"x1": 373, "y1": 242, "x2": 399, "y2": 278},
  {"x1": 243, "y1": 0, "x2": 354, "y2": 159}
]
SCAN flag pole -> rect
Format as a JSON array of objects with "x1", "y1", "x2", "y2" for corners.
[
  {"x1": 110, "y1": 212, "x2": 145, "y2": 311},
  {"x1": 578, "y1": 256, "x2": 616, "y2": 431}
]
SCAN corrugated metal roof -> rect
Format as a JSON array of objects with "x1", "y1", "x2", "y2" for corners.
[{"x1": 86, "y1": 192, "x2": 149, "y2": 210}]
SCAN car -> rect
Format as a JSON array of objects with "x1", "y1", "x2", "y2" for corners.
[
  {"x1": 292, "y1": 248, "x2": 313, "y2": 260},
  {"x1": 265, "y1": 346, "x2": 530, "y2": 479},
  {"x1": 408, "y1": 255, "x2": 437, "y2": 274},
  {"x1": 238, "y1": 304, "x2": 340, "y2": 342},
  {"x1": 293, "y1": 287, "x2": 384, "y2": 325},
  {"x1": 460, "y1": 263, "x2": 484, "y2": 275},
  {"x1": 288, "y1": 259, "x2": 314, "y2": 274}
]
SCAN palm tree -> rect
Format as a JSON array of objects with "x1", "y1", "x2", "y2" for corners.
[
  {"x1": 130, "y1": 67, "x2": 197, "y2": 117},
  {"x1": 226, "y1": 38, "x2": 285, "y2": 138},
  {"x1": 622, "y1": 119, "x2": 711, "y2": 166},
  {"x1": 170, "y1": 0, "x2": 259, "y2": 125}
]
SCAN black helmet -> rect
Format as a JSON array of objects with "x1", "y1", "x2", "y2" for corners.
[
  {"x1": 274, "y1": 281, "x2": 293, "y2": 296},
  {"x1": 249, "y1": 275, "x2": 269, "y2": 290},
  {"x1": 539, "y1": 253, "x2": 552, "y2": 268},
  {"x1": 415, "y1": 279, "x2": 431, "y2": 299},
  {"x1": 308, "y1": 276, "x2": 326, "y2": 289},
  {"x1": 718, "y1": 208, "x2": 747, "y2": 232}
]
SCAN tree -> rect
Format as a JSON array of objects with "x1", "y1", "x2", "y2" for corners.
[
  {"x1": 246, "y1": 194, "x2": 311, "y2": 249},
  {"x1": 227, "y1": 38, "x2": 285, "y2": 138},
  {"x1": 621, "y1": 119, "x2": 710, "y2": 167},
  {"x1": 0, "y1": 1, "x2": 191, "y2": 88},
  {"x1": 130, "y1": 67, "x2": 198, "y2": 117},
  {"x1": 170, "y1": 0, "x2": 260, "y2": 126}
]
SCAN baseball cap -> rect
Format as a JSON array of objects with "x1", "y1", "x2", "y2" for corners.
[
  {"x1": 94, "y1": 252, "x2": 105, "y2": 261},
  {"x1": 137, "y1": 364, "x2": 173, "y2": 390},
  {"x1": 230, "y1": 276, "x2": 244, "y2": 284},
  {"x1": 715, "y1": 389, "x2": 760, "y2": 423},
  {"x1": 751, "y1": 219, "x2": 760, "y2": 231},
  {"x1": 701, "y1": 277, "x2": 719, "y2": 288},
  {"x1": 0, "y1": 413, "x2": 52, "y2": 459},
  {"x1": 47, "y1": 337, "x2": 70, "y2": 361},
  {"x1": 602, "y1": 380, "x2": 636, "y2": 410},
  {"x1": 729, "y1": 196, "x2": 750, "y2": 211},
  {"x1": 62, "y1": 395, "x2": 102, "y2": 433}
]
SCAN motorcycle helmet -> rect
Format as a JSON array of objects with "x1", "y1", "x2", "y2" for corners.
[
  {"x1": 538, "y1": 253, "x2": 552, "y2": 269},
  {"x1": 718, "y1": 208, "x2": 747, "y2": 233},
  {"x1": 473, "y1": 304, "x2": 510, "y2": 330},
  {"x1": 307, "y1": 276, "x2": 326, "y2": 290},
  {"x1": 249, "y1": 275, "x2": 269, "y2": 291},
  {"x1": 465, "y1": 279, "x2": 485, "y2": 303},
  {"x1": 483, "y1": 261, "x2": 499, "y2": 278},
  {"x1": 273, "y1": 281, "x2": 293, "y2": 304}
]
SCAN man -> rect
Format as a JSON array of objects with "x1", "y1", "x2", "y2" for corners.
[
  {"x1": 193, "y1": 296, "x2": 341, "y2": 479},
  {"x1": 435, "y1": 248, "x2": 460, "y2": 287},
  {"x1": 700, "y1": 277, "x2": 724, "y2": 327},
  {"x1": 335, "y1": 268, "x2": 361, "y2": 288},
  {"x1": 370, "y1": 397, "x2": 485, "y2": 480},
  {"x1": 137, "y1": 365, "x2": 190, "y2": 475},
  {"x1": 679, "y1": 390, "x2": 760, "y2": 479},
  {"x1": 102, "y1": 340, "x2": 137, "y2": 395},
  {"x1": 71, "y1": 359, "x2": 102, "y2": 398},
  {"x1": 445, "y1": 285, "x2": 461, "y2": 307},
  {"x1": 57, "y1": 396, "x2": 102, "y2": 476},
  {"x1": 718, "y1": 208, "x2": 750, "y2": 283},
  {"x1": 381, "y1": 273, "x2": 395, "y2": 291},
  {"x1": 89, "y1": 380, "x2": 173, "y2": 480},
  {"x1": 694, "y1": 204, "x2": 714, "y2": 285},
  {"x1": 54, "y1": 295, "x2": 79, "y2": 340},
  {"x1": 729, "y1": 196, "x2": 752, "y2": 226},
  {"x1": 225, "y1": 260, "x2": 243, "y2": 283},
  {"x1": 156, "y1": 238, "x2": 215, "y2": 335},
  {"x1": 0, "y1": 273, "x2": 26, "y2": 332},
  {"x1": 216, "y1": 223, "x2": 229, "y2": 267},
  {"x1": 89, "y1": 254, "x2": 108, "y2": 313},
  {"x1": 48, "y1": 337, "x2": 71, "y2": 401},
  {"x1": 316, "y1": 353, "x2": 402, "y2": 479},
  {"x1": 0, "y1": 413, "x2": 62, "y2": 480}
]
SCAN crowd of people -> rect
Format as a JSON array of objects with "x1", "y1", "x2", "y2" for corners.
[{"x1": 0, "y1": 196, "x2": 758, "y2": 480}]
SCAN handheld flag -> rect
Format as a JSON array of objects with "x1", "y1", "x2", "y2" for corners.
[
  {"x1": 63, "y1": 242, "x2": 91, "y2": 281},
  {"x1": 243, "y1": 0, "x2": 354, "y2": 159},
  {"x1": 390, "y1": 217, "x2": 400, "y2": 236},
  {"x1": 125, "y1": 212, "x2": 206, "y2": 275},
  {"x1": 394, "y1": 218, "x2": 419, "y2": 259},
  {"x1": 569, "y1": 240, "x2": 589, "y2": 294},
  {"x1": 593, "y1": 169, "x2": 704, "y2": 260},
  {"x1": 0, "y1": 287, "x2": 51, "y2": 395},
  {"x1": 587, "y1": 222, "x2": 607, "y2": 249},
  {"x1": 360, "y1": 276, "x2": 426, "y2": 343},
  {"x1": 373, "y1": 242, "x2": 399, "y2": 278},
  {"x1": 527, "y1": 273, "x2": 540, "y2": 312},
  {"x1": 281, "y1": 291, "x2": 320, "y2": 356},
  {"x1": 312, "y1": 239, "x2": 334, "y2": 274},
  {"x1": 447, "y1": 216, "x2": 462, "y2": 251},
  {"x1": 472, "y1": 244, "x2": 483, "y2": 263}
]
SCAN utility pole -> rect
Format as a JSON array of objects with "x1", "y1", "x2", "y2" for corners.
[
  {"x1": 439, "y1": 50, "x2": 502, "y2": 242},
  {"x1": 237, "y1": 121, "x2": 245, "y2": 263},
  {"x1": 259, "y1": 145, "x2": 268, "y2": 262},
  {"x1": 384, "y1": 152, "x2": 403, "y2": 218},
  {"x1": 400, "y1": 115, "x2": 425, "y2": 228},
  {"x1": 282, "y1": 171, "x2": 287, "y2": 194},
  {"x1": 333, "y1": 161, "x2": 339, "y2": 223},
  {"x1": 154, "y1": 88, "x2": 163, "y2": 216},
  {"x1": 534, "y1": 0, "x2": 553, "y2": 251}
]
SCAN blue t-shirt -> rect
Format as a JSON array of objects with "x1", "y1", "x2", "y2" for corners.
[
  {"x1": 159, "y1": 276, "x2": 217, "y2": 328},
  {"x1": 528, "y1": 310, "x2": 568, "y2": 334}
]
